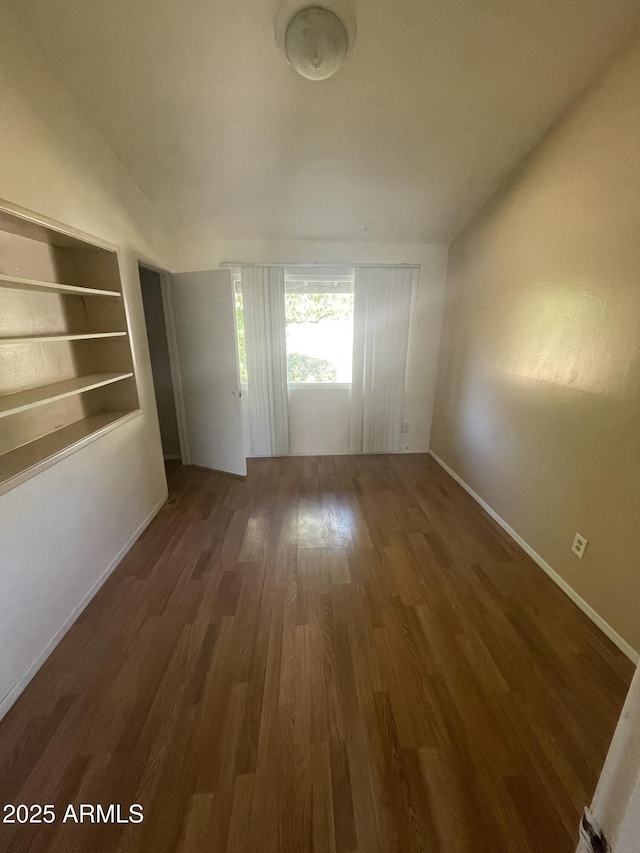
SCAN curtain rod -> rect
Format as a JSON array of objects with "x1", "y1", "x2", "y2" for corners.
[{"x1": 220, "y1": 262, "x2": 420, "y2": 269}]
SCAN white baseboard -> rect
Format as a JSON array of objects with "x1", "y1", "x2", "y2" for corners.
[
  {"x1": 428, "y1": 450, "x2": 639, "y2": 665},
  {"x1": 247, "y1": 450, "x2": 431, "y2": 458},
  {"x1": 0, "y1": 494, "x2": 167, "y2": 721}
]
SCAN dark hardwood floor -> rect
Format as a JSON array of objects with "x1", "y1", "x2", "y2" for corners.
[{"x1": 0, "y1": 454, "x2": 634, "y2": 852}]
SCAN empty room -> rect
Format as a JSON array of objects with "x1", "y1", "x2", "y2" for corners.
[{"x1": 1, "y1": 1, "x2": 639, "y2": 851}]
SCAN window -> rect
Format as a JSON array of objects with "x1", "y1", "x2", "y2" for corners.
[
  {"x1": 233, "y1": 273, "x2": 248, "y2": 386},
  {"x1": 285, "y1": 268, "x2": 354, "y2": 385},
  {"x1": 233, "y1": 266, "x2": 355, "y2": 388}
]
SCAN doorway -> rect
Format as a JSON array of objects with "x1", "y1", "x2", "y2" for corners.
[{"x1": 139, "y1": 264, "x2": 184, "y2": 461}]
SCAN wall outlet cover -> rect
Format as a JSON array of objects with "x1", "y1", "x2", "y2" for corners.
[{"x1": 572, "y1": 533, "x2": 588, "y2": 558}]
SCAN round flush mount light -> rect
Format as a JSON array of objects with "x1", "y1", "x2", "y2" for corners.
[{"x1": 275, "y1": 1, "x2": 355, "y2": 81}]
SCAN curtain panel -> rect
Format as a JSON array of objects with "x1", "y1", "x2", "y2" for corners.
[
  {"x1": 241, "y1": 266, "x2": 290, "y2": 456},
  {"x1": 350, "y1": 266, "x2": 414, "y2": 453}
]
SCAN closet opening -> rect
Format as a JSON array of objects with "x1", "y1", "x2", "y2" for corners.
[{"x1": 138, "y1": 264, "x2": 185, "y2": 463}]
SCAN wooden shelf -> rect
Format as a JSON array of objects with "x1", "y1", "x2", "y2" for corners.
[
  {"x1": 0, "y1": 331, "x2": 127, "y2": 344},
  {"x1": 0, "y1": 273, "x2": 121, "y2": 298},
  {"x1": 0, "y1": 410, "x2": 139, "y2": 495},
  {"x1": 0, "y1": 372, "x2": 134, "y2": 419}
]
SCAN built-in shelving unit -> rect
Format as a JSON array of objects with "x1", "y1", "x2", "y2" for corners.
[{"x1": 0, "y1": 203, "x2": 141, "y2": 496}]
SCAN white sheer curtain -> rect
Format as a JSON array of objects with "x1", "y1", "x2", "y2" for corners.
[
  {"x1": 241, "y1": 266, "x2": 290, "y2": 456},
  {"x1": 350, "y1": 266, "x2": 414, "y2": 453}
]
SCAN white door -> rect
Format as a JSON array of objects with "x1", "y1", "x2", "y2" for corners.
[{"x1": 170, "y1": 269, "x2": 246, "y2": 476}]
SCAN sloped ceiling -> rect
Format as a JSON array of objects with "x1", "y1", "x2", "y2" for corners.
[{"x1": 6, "y1": 0, "x2": 640, "y2": 242}]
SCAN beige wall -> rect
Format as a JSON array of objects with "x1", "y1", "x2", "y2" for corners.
[
  {"x1": 177, "y1": 238, "x2": 449, "y2": 453},
  {"x1": 0, "y1": 7, "x2": 174, "y2": 716},
  {"x1": 431, "y1": 33, "x2": 640, "y2": 655}
]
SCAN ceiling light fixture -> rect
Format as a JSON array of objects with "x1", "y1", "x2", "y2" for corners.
[{"x1": 275, "y1": 1, "x2": 355, "y2": 81}]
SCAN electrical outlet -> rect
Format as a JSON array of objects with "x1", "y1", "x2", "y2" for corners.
[
  {"x1": 571, "y1": 533, "x2": 588, "y2": 559},
  {"x1": 401, "y1": 422, "x2": 409, "y2": 434}
]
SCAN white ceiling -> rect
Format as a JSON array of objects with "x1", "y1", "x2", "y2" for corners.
[{"x1": 7, "y1": 0, "x2": 640, "y2": 243}]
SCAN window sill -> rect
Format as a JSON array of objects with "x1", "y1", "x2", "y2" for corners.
[{"x1": 287, "y1": 383, "x2": 352, "y2": 391}]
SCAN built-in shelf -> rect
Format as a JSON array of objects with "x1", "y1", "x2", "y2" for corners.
[
  {"x1": 0, "y1": 273, "x2": 121, "y2": 297},
  {"x1": 0, "y1": 331, "x2": 127, "y2": 344},
  {"x1": 0, "y1": 372, "x2": 134, "y2": 419},
  {"x1": 0, "y1": 202, "x2": 141, "y2": 496},
  {"x1": 0, "y1": 410, "x2": 139, "y2": 495}
]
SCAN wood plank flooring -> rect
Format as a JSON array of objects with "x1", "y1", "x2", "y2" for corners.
[{"x1": 0, "y1": 454, "x2": 634, "y2": 852}]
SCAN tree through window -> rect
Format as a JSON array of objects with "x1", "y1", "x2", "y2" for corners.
[{"x1": 285, "y1": 272, "x2": 355, "y2": 384}]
